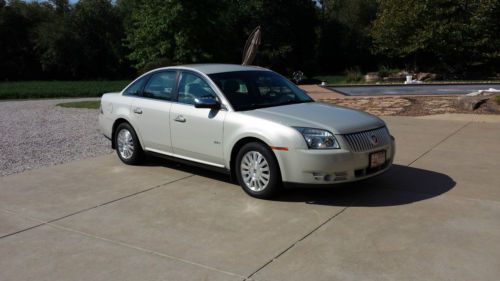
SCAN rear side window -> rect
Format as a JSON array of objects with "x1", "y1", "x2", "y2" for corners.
[
  {"x1": 123, "y1": 77, "x2": 146, "y2": 96},
  {"x1": 143, "y1": 71, "x2": 177, "y2": 101}
]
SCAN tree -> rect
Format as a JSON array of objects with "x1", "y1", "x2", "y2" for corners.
[
  {"x1": 372, "y1": 0, "x2": 500, "y2": 76},
  {"x1": 70, "y1": 0, "x2": 129, "y2": 78},
  {"x1": 244, "y1": 0, "x2": 319, "y2": 74},
  {"x1": 0, "y1": 0, "x2": 52, "y2": 80},
  {"x1": 35, "y1": 7, "x2": 76, "y2": 79},
  {"x1": 125, "y1": 0, "x2": 318, "y2": 74},
  {"x1": 125, "y1": 0, "x2": 227, "y2": 69},
  {"x1": 36, "y1": 0, "x2": 130, "y2": 79},
  {"x1": 317, "y1": 0, "x2": 378, "y2": 73}
]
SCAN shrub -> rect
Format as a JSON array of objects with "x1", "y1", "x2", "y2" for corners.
[
  {"x1": 378, "y1": 65, "x2": 401, "y2": 78},
  {"x1": 345, "y1": 67, "x2": 363, "y2": 83}
]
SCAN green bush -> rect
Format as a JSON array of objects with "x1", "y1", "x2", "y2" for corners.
[
  {"x1": 313, "y1": 75, "x2": 348, "y2": 85},
  {"x1": 378, "y1": 66, "x2": 401, "y2": 78},
  {"x1": 345, "y1": 67, "x2": 363, "y2": 83},
  {"x1": 0, "y1": 81, "x2": 130, "y2": 100}
]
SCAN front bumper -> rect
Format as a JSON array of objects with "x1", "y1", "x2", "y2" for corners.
[{"x1": 275, "y1": 138, "x2": 395, "y2": 185}]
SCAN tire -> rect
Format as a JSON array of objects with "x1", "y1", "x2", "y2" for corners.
[
  {"x1": 114, "y1": 122, "x2": 143, "y2": 165},
  {"x1": 235, "y1": 142, "x2": 282, "y2": 199}
]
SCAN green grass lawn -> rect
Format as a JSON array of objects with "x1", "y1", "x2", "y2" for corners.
[
  {"x1": 57, "y1": 100, "x2": 100, "y2": 109},
  {"x1": 0, "y1": 80, "x2": 130, "y2": 100},
  {"x1": 312, "y1": 75, "x2": 349, "y2": 84}
]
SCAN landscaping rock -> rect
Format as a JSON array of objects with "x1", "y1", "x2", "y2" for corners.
[
  {"x1": 416, "y1": 72, "x2": 439, "y2": 81},
  {"x1": 482, "y1": 97, "x2": 500, "y2": 113},
  {"x1": 364, "y1": 72, "x2": 380, "y2": 83},
  {"x1": 382, "y1": 71, "x2": 407, "y2": 82},
  {"x1": 457, "y1": 96, "x2": 490, "y2": 111}
]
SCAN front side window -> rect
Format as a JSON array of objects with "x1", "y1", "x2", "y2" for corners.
[
  {"x1": 177, "y1": 72, "x2": 217, "y2": 105},
  {"x1": 142, "y1": 71, "x2": 177, "y2": 101},
  {"x1": 209, "y1": 71, "x2": 313, "y2": 111}
]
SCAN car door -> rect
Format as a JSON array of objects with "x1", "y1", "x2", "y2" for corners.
[
  {"x1": 130, "y1": 70, "x2": 177, "y2": 154},
  {"x1": 170, "y1": 71, "x2": 226, "y2": 166}
]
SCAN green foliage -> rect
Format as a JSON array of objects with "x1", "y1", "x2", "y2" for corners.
[
  {"x1": 125, "y1": 0, "x2": 318, "y2": 74},
  {"x1": 0, "y1": 81, "x2": 129, "y2": 99},
  {"x1": 126, "y1": 0, "x2": 226, "y2": 68},
  {"x1": 313, "y1": 75, "x2": 348, "y2": 84},
  {"x1": 0, "y1": 0, "x2": 132, "y2": 80},
  {"x1": 496, "y1": 95, "x2": 500, "y2": 105},
  {"x1": 317, "y1": 0, "x2": 378, "y2": 72},
  {"x1": 245, "y1": 0, "x2": 318, "y2": 73},
  {"x1": 57, "y1": 100, "x2": 100, "y2": 109},
  {"x1": 0, "y1": 0, "x2": 52, "y2": 79},
  {"x1": 377, "y1": 65, "x2": 401, "y2": 78},
  {"x1": 345, "y1": 67, "x2": 363, "y2": 83},
  {"x1": 372, "y1": 0, "x2": 500, "y2": 75},
  {"x1": 0, "y1": 0, "x2": 499, "y2": 80},
  {"x1": 36, "y1": 0, "x2": 129, "y2": 79}
]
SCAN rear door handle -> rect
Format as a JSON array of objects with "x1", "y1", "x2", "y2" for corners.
[
  {"x1": 174, "y1": 115, "x2": 186, "y2": 123},
  {"x1": 133, "y1": 107, "x2": 143, "y2": 114}
]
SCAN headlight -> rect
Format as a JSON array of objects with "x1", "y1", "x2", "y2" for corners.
[{"x1": 294, "y1": 127, "x2": 340, "y2": 149}]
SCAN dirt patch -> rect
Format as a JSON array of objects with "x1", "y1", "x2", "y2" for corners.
[{"x1": 319, "y1": 95, "x2": 500, "y2": 116}]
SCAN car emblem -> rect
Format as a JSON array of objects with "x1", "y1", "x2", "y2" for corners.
[{"x1": 370, "y1": 134, "x2": 379, "y2": 145}]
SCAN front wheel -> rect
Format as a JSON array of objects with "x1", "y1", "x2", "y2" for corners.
[
  {"x1": 114, "y1": 123, "x2": 143, "y2": 165},
  {"x1": 235, "y1": 142, "x2": 282, "y2": 199}
]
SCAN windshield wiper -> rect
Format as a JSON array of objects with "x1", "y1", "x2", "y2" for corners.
[{"x1": 236, "y1": 100, "x2": 313, "y2": 111}]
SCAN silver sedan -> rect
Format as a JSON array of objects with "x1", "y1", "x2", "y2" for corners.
[{"x1": 99, "y1": 64, "x2": 395, "y2": 198}]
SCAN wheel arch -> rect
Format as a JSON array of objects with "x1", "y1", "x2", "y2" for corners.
[
  {"x1": 229, "y1": 137, "x2": 282, "y2": 183},
  {"x1": 111, "y1": 118, "x2": 133, "y2": 149}
]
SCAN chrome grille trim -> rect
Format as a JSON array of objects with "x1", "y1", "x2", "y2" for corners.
[{"x1": 342, "y1": 127, "x2": 391, "y2": 152}]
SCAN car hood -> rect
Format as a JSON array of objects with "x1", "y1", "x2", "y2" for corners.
[{"x1": 241, "y1": 102, "x2": 385, "y2": 134}]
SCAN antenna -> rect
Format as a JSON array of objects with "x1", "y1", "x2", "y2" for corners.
[{"x1": 242, "y1": 26, "x2": 261, "y2": 65}]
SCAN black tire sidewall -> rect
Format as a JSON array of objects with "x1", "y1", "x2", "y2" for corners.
[
  {"x1": 235, "y1": 142, "x2": 282, "y2": 199},
  {"x1": 115, "y1": 123, "x2": 143, "y2": 165}
]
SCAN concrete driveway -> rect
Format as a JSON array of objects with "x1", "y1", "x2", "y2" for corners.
[{"x1": 1, "y1": 115, "x2": 500, "y2": 281}]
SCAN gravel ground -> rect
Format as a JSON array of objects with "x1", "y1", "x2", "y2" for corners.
[{"x1": 0, "y1": 98, "x2": 112, "y2": 177}]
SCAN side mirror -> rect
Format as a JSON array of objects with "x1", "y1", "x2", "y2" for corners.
[{"x1": 194, "y1": 97, "x2": 221, "y2": 109}]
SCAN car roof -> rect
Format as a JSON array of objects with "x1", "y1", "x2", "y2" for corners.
[{"x1": 156, "y1": 64, "x2": 269, "y2": 75}]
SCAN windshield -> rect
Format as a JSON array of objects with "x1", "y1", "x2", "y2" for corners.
[{"x1": 208, "y1": 71, "x2": 313, "y2": 111}]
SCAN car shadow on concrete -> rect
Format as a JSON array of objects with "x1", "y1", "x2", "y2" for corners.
[
  {"x1": 142, "y1": 155, "x2": 234, "y2": 183},
  {"x1": 278, "y1": 164, "x2": 456, "y2": 207},
  {"x1": 142, "y1": 156, "x2": 455, "y2": 207}
]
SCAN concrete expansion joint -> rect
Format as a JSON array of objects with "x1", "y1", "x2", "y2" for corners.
[
  {"x1": 0, "y1": 174, "x2": 195, "y2": 240},
  {"x1": 43, "y1": 222, "x2": 246, "y2": 280},
  {"x1": 408, "y1": 121, "x2": 472, "y2": 167},
  {"x1": 1, "y1": 174, "x2": 247, "y2": 279},
  {"x1": 246, "y1": 206, "x2": 350, "y2": 280}
]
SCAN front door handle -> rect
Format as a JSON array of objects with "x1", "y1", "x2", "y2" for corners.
[
  {"x1": 174, "y1": 115, "x2": 186, "y2": 123},
  {"x1": 133, "y1": 107, "x2": 143, "y2": 114}
]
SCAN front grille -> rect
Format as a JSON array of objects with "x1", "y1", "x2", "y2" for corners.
[{"x1": 342, "y1": 127, "x2": 391, "y2": 152}]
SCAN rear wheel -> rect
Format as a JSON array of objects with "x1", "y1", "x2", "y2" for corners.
[
  {"x1": 115, "y1": 123, "x2": 143, "y2": 165},
  {"x1": 235, "y1": 142, "x2": 282, "y2": 199}
]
